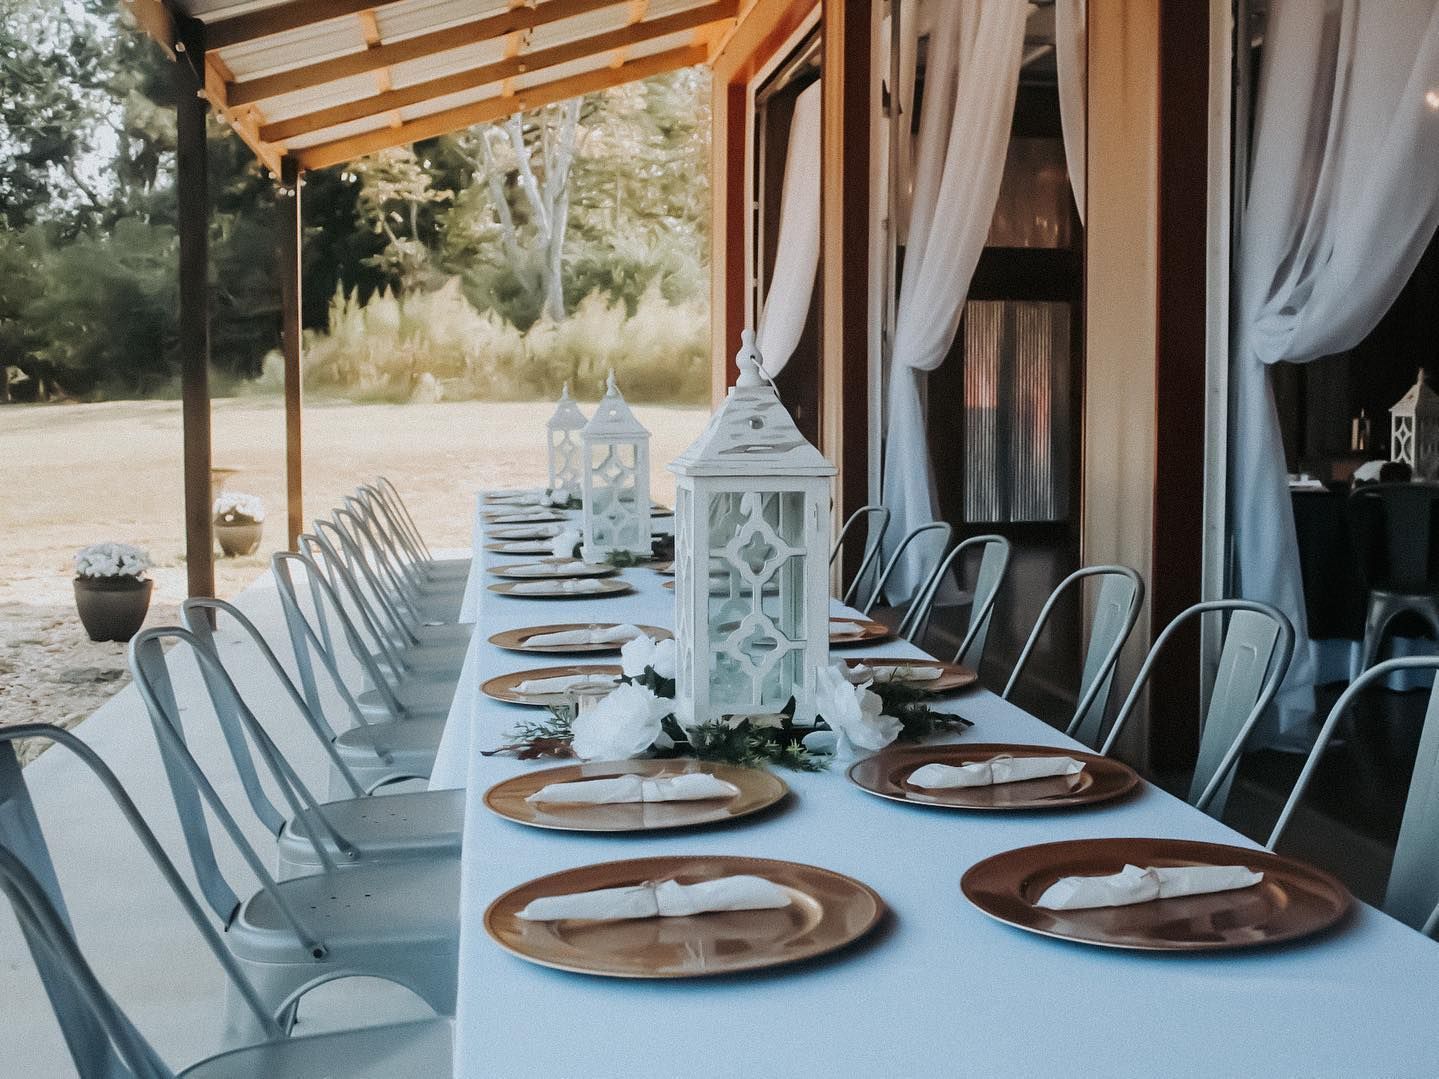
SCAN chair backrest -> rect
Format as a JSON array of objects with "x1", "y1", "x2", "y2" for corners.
[
  {"x1": 1347, "y1": 482, "x2": 1439, "y2": 595},
  {"x1": 0, "y1": 723, "x2": 285, "y2": 1076},
  {"x1": 374, "y1": 476, "x2": 433, "y2": 561},
  {"x1": 915, "y1": 534, "x2": 1009, "y2": 667},
  {"x1": 1003, "y1": 565, "x2": 1144, "y2": 745},
  {"x1": 128, "y1": 629, "x2": 330, "y2": 960},
  {"x1": 861, "y1": 522, "x2": 953, "y2": 616},
  {"x1": 1098, "y1": 599, "x2": 1294, "y2": 817},
  {"x1": 1268, "y1": 655, "x2": 1439, "y2": 935},
  {"x1": 833, "y1": 505, "x2": 891, "y2": 607}
]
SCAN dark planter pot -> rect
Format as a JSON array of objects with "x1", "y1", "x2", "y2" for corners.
[
  {"x1": 73, "y1": 576, "x2": 153, "y2": 643},
  {"x1": 215, "y1": 520, "x2": 263, "y2": 557}
]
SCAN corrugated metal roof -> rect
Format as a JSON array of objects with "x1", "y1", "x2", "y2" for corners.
[{"x1": 151, "y1": 0, "x2": 733, "y2": 172}]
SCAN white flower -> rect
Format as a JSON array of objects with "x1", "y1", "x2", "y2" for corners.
[
  {"x1": 213, "y1": 492, "x2": 265, "y2": 523},
  {"x1": 550, "y1": 528, "x2": 581, "y2": 559},
  {"x1": 74, "y1": 542, "x2": 152, "y2": 580},
  {"x1": 570, "y1": 682, "x2": 673, "y2": 761},
  {"x1": 620, "y1": 634, "x2": 677, "y2": 680},
  {"x1": 815, "y1": 663, "x2": 901, "y2": 756}
]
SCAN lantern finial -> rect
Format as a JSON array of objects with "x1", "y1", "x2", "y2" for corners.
[
  {"x1": 560, "y1": 380, "x2": 571, "y2": 400},
  {"x1": 605, "y1": 368, "x2": 619, "y2": 394},
  {"x1": 736, "y1": 329, "x2": 764, "y2": 387}
]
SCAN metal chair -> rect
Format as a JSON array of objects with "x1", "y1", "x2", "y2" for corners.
[
  {"x1": 1269, "y1": 655, "x2": 1439, "y2": 936},
  {"x1": 273, "y1": 551, "x2": 446, "y2": 789},
  {"x1": 1098, "y1": 599, "x2": 1295, "y2": 818},
  {"x1": 369, "y1": 478, "x2": 471, "y2": 583},
  {"x1": 833, "y1": 505, "x2": 891, "y2": 607},
  {"x1": 128, "y1": 633, "x2": 460, "y2": 1046},
  {"x1": 1003, "y1": 565, "x2": 1145, "y2": 744},
  {"x1": 340, "y1": 496, "x2": 466, "y2": 618},
  {"x1": 911, "y1": 534, "x2": 1010, "y2": 667},
  {"x1": 181, "y1": 599, "x2": 464, "y2": 875},
  {"x1": 1347, "y1": 482, "x2": 1439, "y2": 672},
  {"x1": 0, "y1": 725, "x2": 453, "y2": 1077},
  {"x1": 858, "y1": 521, "x2": 954, "y2": 625}
]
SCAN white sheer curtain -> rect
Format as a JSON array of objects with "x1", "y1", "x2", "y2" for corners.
[
  {"x1": 1232, "y1": 0, "x2": 1439, "y2": 731},
  {"x1": 756, "y1": 81, "x2": 822, "y2": 377},
  {"x1": 1055, "y1": 0, "x2": 1086, "y2": 225},
  {"x1": 879, "y1": 1, "x2": 1027, "y2": 599}
]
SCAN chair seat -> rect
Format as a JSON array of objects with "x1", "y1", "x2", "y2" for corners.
[
  {"x1": 410, "y1": 621, "x2": 474, "y2": 645},
  {"x1": 373, "y1": 638, "x2": 469, "y2": 675},
  {"x1": 336, "y1": 716, "x2": 446, "y2": 759},
  {"x1": 178, "y1": 1017, "x2": 453, "y2": 1078},
  {"x1": 279, "y1": 789, "x2": 464, "y2": 871},
  {"x1": 232, "y1": 858, "x2": 459, "y2": 961},
  {"x1": 358, "y1": 678, "x2": 457, "y2": 716}
]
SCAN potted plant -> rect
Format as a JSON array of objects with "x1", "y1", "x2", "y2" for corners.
[
  {"x1": 213, "y1": 492, "x2": 265, "y2": 557},
  {"x1": 72, "y1": 542, "x2": 153, "y2": 642}
]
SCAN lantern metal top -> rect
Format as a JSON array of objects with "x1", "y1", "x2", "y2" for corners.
[
  {"x1": 1391, "y1": 369, "x2": 1439, "y2": 418},
  {"x1": 547, "y1": 382, "x2": 588, "y2": 431},
  {"x1": 582, "y1": 371, "x2": 650, "y2": 441},
  {"x1": 670, "y1": 330, "x2": 836, "y2": 479}
]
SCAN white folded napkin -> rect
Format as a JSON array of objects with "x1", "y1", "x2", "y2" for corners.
[
  {"x1": 490, "y1": 511, "x2": 556, "y2": 523},
  {"x1": 849, "y1": 663, "x2": 944, "y2": 684},
  {"x1": 487, "y1": 494, "x2": 543, "y2": 505},
  {"x1": 495, "y1": 541, "x2": 553, "y2": 553},
  {"x1": 908, "y1": 755, "x2": 1085, "y2": 790},
  {"x1": 508, "y1": 579, "x2": 608, "y2": 595},
  {"x1": 525, "y1": 560, "x2": 597, "y2": 575},
  {"x1": 517, "y1": 875, "x2": 791, "y2": 922},
  {"x1": 1035, "y1": 863, "x2": 1264, "y2": 911},
  {"x1": 525, "y1": 773, "x2": 741, "y2": 805},
  {"x1": 830, "y1": 621, "x2": 865, "y2": 639},
  {"x1": 513, "y1": 673, "x2": 619, "y2": 696},
  {"x1": 525, "y1": 624, "x2": 643, "y2": 647},
  {"x1": 492, "y1": 524, "x2": 563, "y2": 539}
]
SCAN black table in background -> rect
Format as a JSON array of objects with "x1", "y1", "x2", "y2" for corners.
[{"x1": 1291, "y1": 489, "x2": 1368, "y2": 640}]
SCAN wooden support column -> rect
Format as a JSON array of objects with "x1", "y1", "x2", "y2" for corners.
[
  {"x1": 279, "y1": 158, "x2": 304, "y2": 552},
  {"x1": 820, "y1": 0, "x2": 873, "y2": 526},
  {"x1": 176, "y1": 54, "x2": 215, "y2": 601}
]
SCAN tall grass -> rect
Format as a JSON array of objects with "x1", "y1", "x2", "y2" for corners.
[{"x1": 260, "y1": 277, "x2": 710, "y2": 403}]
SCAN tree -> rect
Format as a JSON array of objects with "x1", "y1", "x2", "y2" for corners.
[{"x1": 351, "y1": 146, "x2": 453, "y2": 293}]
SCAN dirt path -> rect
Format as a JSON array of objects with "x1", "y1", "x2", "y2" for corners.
[{"x1": 0, "y1": 395, "x2": 706, "y2": 758}]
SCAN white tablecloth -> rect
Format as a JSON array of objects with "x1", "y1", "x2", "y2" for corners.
[{"x1": 434, "y1": 500, "x2": 1439, "y2": 1078}]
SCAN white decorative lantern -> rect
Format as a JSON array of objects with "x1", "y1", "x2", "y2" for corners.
[
  {"x1": 580, "y1": 371, "x2": 652, "y2": 561},
  {"x1": 668, "y1": 330, "x2": 835, "y2": 727},
  {"x1": 546, "y1": 381, "x2": 588, "y2": 493},
  {"x1": 1390, "y1": 369, "x2": 1439, "y2": 479}
]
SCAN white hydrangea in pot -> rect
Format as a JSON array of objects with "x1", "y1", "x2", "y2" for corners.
[
  {"x1": 72, "y1": 542, "x2": 153, "y2": 642},
  {"x1": 213, "y1": 492, "x2": 266, "y2": 557}
]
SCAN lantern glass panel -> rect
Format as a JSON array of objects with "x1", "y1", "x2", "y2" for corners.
[
  {"x1": 589, "y1": 441, "x2": 643, "y2": 550},
  {"x1": 704, "y1": 490, "x2": 808, "y2": 713},
  {"x1": 549, "y1": 429, "x2": 582, "y2": 490}
]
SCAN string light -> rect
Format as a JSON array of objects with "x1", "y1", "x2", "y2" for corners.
[{"x1": 1426, "y1": 89, "x2": 1439, "y2": 111}]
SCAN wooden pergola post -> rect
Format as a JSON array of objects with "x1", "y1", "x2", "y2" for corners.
[
  {"x1": 279, "y1": 158, "x2": 304, "y2": 552},
  {"x1": 175, "y1": 50, "x2": 214, "y2": 601}
]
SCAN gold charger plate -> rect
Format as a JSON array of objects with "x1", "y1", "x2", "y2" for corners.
[
  {"x1": 483, "y1": 510, "x2": 568, "y2": 525},
  {"x1": 961, "y1": 837, "x2": 1352, "y2": 952},
  {"x1": 828, "y1": 617, "x2": 893, "y2": 646},
  {"x1": 842, "y1": 657, "x2": 977, "y2": 694},
  {"x1": 652, "y1": 561, "x2": 675, "y2": 575},
  {"x1": 489, "y1": 559, "x2": 617, "y2": 581},
  {"x1": 484, "y1": 854, "x2": 885, "y2": 978},
  {"x1": 484, "y1": 540, "x2": 555, "y2": 555},
  {"x1": 482, "y1": 664, "x2": 623, "y2": 706},
  {"x1": 489, "y1": 579, "x2": 635, "y2": 599},
  {"x1": 489, "y1": 623, "x2": 674, "y2": 655},
  {"x1": 848, "y1": 744, "x2": 1139, "y2": 811},
  {"x1": 483, "y1": 758, "x2": 788, "y2": 832},
  {"x1": 489, "y1": 524, "x2": 564, "y2": 540}
]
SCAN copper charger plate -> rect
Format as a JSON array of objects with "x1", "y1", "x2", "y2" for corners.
[
  {"x1": 652, "y1": 562, "x2": 675, "y2": 575},
  {"x1": 485, "y1": 853, "x2": 885, "y2": 978},
  {"x1": 484, "y1": 758, "x2": 788, "y2": 832},
  {"x1": 489, "y1": 623, "x2": 674, "y2": 654},
  {"x1": 484, "y1": 540, "x2": 555, "y2": 555},
  {"x1": 842, "y1": 657, "x2": 977, "y2": 694},
  {"x1": 489, "y1": 558, "x2": 617, "y2": 581},
  {"x1": 961, "y1": 836, "x2": 1352, "y2": 952},
  {"x1": 489, "y1": 524, "x2": 564, "y2": 540},
  {"x1": 483, "y1": 510, "x2": 568, "y2": 525},
  {"x1": 828, "y1": 618, "x2": 893, "y2": 646},
  {"x1": 848, "y1": 744, "x2": 1138, "y2": 811},
  {"x1": 482, "y1": 664, "x2": 622, "y2": 706},
  {"x1": 489, "y1": 579, "x2": 634, "y2": 599}
]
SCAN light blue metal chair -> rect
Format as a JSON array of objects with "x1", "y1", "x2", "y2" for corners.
[
  {"x1": 369, "y1": 478, "x2": 471, "y2": 583},
  {"x1": 833, "y1": 505, "x2": 891, "y2": 608},
  {"x1": 337, "y1": 499, "x2": 466, "y2": 623},
  {"x1": 858, "y1": 521, "x2": 954, "y2": 624},
  {"x1": 0, "y1": 724, "x2": 453, "y2": 1077},
  {"x1": 355, "y1": 484, "x2": 470, "y2": 596},
  {"x1": 1098, "y1": 599, "x2": 1295, "y2": 818},
  {"x1": 1268, "y1": 655, "x2": 1439, "y2": 936},
  {"x1": 180, "y1": 600, "x2": 464, "y2": 875},
  {"x1": 908, "y1": 534, "x2": 1010, "y2": 668},
  {"x1": 127, "y1": 634, "x2": 460, "y2": 1046},
  {"x1": 1003, "y1": 565, "x2": 1145, "y2": 743}
]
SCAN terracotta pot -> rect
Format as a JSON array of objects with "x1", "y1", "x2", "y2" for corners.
[
  {"x1": 73, "y1": 576, "x2": 153, "y2": 642},
  {"x1": 215, "y1": 520, "x2": 263, "y2": 557}
]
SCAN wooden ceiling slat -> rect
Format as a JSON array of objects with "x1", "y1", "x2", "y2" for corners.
[
  {"x1": 204, "y1": 0, "x2": 402, "y2": 51},
  {"x1": 295, "y1": 42, "x2": 707, "y2": 170},
  {"x1": 260, "y1": 0, "x2": 737, "y2": 144},
  {"x1": 227, "y1": 0, "x2": 632, "y2": 107}
]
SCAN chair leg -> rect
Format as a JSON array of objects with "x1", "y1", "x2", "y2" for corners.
[{"x1": 1358, "y1": 597, "x2": 1396, "y2": 675}]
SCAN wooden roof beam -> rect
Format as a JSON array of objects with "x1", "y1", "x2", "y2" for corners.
[
  {"x1": 228, "y1": 0, "x2": 634, "y2": 107},
  {"x1": 203, "y1": 53, "x2": 285, "y2": 176},
  {"x1": 260, "y1": 1, "x2": 737, "y2": 144},
  {"x1": 123, "y1": 0, "x2": 176, "y2": 56},
  {"x1": 203, "y1": 0, "x2": 402, "y2": 51},
  {"x1": 295, "y1": 42, "x2": 708, "y2": 171}
]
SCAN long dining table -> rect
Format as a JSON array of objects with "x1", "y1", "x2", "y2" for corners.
[{"x1": 430, "y1": 498, "x2": 1439, "y2": 1078}]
